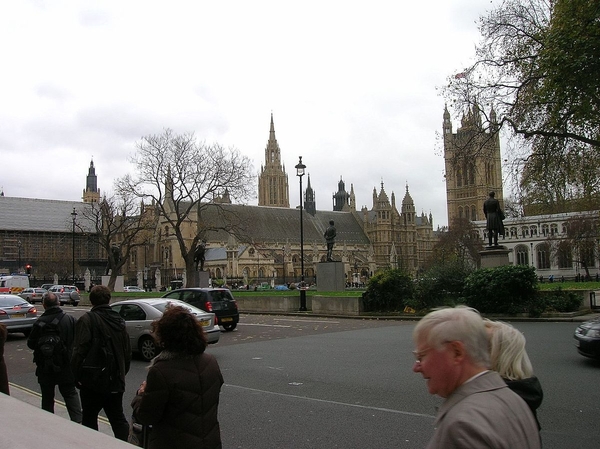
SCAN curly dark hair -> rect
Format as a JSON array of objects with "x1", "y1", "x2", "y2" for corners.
[{"x1": 152, "y1": 305, "x2": 207, "y2": 354}]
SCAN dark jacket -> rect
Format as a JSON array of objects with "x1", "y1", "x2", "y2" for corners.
[
  {"x1": 132, "y1": 350, "x2": 224, "y2": 449},
  {"x1": 483, "y1": 196, "x2": 504, "y2": 235},
  {"x1": 505, "y1": 376, "x2": 543, "y2": 430},
  {"x1": 0, "y1": 323, "x2": 8, "y2": 395},
  {"x1": 71, "y1": 304, "x2": 131, "y2": 392},
  {"x1": 27, "y1": 306, "x2": 77, "y2": 384}
]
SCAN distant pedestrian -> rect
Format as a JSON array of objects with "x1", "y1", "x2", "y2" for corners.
[
  {"x1": 27, "y1": 292, "x2": 81, "y2": 421},
  {"x1": 412, "y1": 306, "x2": 540, "y2": 449},
  {"x1": 132, "y1": 305, "x2": 224, "y2": 449},
  {"x1": 485, "y1": 320, "x2": 543, "y2": 431},
  {"x1": 71, "y1": 285, "x2": 131, "y2": 441},
  {"x1": 0, "y1": 323, "x2": 9, "y2": 395}
]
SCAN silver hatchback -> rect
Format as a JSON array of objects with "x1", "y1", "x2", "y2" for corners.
[{"x1": 110, "y1": 298, "x2": 220, "y2": 361}]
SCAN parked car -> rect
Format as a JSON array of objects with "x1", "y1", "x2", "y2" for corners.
[
  {"x1": 123, "y1": 286, "x2": 145, "y2": 292},
  {"x1": 574, "y1": 316, "x2": 600, "y2": 359},
  {"x1": 162, "y1": 288, "x2": 239, "y2": 331},
  {"x1": 110, "y1": 298, "x2": 220, "y2": 361},
  {"x1": 18, "y1": 288, "x2": 48, "y2": 304},
  {"x1": 40, "y1": 284, "x2": 54, "y2": 291},
  {"x1": 47, "y1": 285, "x2": 80, "y2": 306},
  {"x1": 0, "y1": 294, "x2": 38, "y2": 336}
]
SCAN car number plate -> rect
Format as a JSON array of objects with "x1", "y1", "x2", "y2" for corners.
[
  {"x1": 11, "y1": 313, "x2": 25, "y2": 318},
  {"x1": 220, "y1": 317, "x2": 233, "y2": 322},
  {"x1": 200, "y1": 320, "x2": 210, "y2": 327}
]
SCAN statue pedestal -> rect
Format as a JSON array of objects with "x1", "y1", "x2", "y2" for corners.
[
  {"x1": 480, "y1": 246, "x2": 510, "y2": 268},
  {"x1": 191, "y1": 271, "x2": 210, "y2": 288},
  {"x1": 317, "y1": 262, "x2": 345, "y2": 292},
  {"x1": 102, "y1": 275, "x2": 124, "y2": 291}
]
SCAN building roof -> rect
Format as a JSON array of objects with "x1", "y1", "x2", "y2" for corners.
[
  {"x1": 0, "y1": 196, "x2": 94, "y2": 233},
  {"x1": 199, "y1": 203, "x2": 370, "y2": 246}
]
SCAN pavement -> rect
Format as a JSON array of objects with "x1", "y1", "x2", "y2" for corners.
[{"x1": 8, "y1": 383, "x2": 114, "y2": 437}]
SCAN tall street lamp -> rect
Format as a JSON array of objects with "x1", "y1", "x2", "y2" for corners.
[
  {"x1": 71, "y1": 207, "x2": 78, "y2": 285},
  {"x1": 295, "y1": 156, "x2": 307, "y2": 311}
]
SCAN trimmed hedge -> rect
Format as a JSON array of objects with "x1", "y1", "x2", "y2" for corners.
[
  {"x1": 463, "y1": 265, "x2": 539, "y2": 315},
  {"x1": 362, "y1": 269, "x2": 414, "y2": 312}
]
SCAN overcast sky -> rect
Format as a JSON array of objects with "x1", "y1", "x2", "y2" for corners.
[{"x1": 0, "y1": 0, "x2": 497, "y2": 228}]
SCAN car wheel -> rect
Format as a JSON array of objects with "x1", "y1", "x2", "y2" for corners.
[
  {"x1": 139, "y1": 336, "x2": 159, "y2": 362},
  {"x1": 222, "y1": 323, "x2": 237, "y2": 332}
]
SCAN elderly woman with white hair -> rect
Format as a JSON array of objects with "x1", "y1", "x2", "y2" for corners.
[{"x1": 485, "y1": 320, "x2": 543, "y2": 430}]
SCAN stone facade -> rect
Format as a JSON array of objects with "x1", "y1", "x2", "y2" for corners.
[{"x1": 443, "y1": 105, "x2": 503, "y2": 224}]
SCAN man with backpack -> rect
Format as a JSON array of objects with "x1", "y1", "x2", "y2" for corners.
[
  {"x1": 27, "y1": 292, "x2": 82, "y2": 422},
  {"x1": 71, "y1": 285, "x2": 131, "y2": 441}
]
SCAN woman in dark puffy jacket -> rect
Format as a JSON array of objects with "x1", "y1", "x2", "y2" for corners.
[{"x1": 132, "y1": 306, "x2": 224, "y2": 449}]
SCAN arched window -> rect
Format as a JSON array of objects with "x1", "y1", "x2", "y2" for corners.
[
  {"x1": 542, "y1": 224, "x2": 549, "y2": 237},
  {"x1": 456, "y1": 167, "x2": 463, "y2": 187},
  {"x1": 515, "y1": 245, "x2": 529, "y2": 266},
  {"x1": 558, "y1": 243, "x2": 573, "y2": 268},
  {"x1": 550, "y1": 224, "x2": 558, "y2": 235},
  {"x1": 536, "y1": 244, "x2": 550, "y2": 269},
  {"x1": 458, "y1": 206, "x2": 463, "y2": 218},
  {"x1": 471, "y1": 205, "x2": 476, "y2": 221},
  {"x1": 468, "y1": 162, "x2": 475, "y2": 184},
  {"x1": 530, "y1": 226, "x2": 538, "y2": 236}
]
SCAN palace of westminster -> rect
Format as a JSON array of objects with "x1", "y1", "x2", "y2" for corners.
[{"x1": 0, "y1": 109, "x2": 596, "y2": 287}]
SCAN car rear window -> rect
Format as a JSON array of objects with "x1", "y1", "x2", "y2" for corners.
[{"x1": 209, "y1": 290, "x2": 234, "y2": 301}]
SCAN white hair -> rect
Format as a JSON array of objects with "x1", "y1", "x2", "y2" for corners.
[
  {"x1": 413, "y1": 306, "x2": 490, "y2": 367},
  {"x1": 485, "y1": 320, "x2": 534, "y2": 380}
]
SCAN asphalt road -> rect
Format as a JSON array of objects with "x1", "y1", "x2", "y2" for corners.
[{"x1": 4, "y1": 309, "x2": 600, "y2": 448}]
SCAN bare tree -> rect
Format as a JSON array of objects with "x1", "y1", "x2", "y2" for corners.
[
  {"x1": 546, "y1": 214, "x2": 599, "y2": 279},
  {"x1": 444, "y1": 0, "x2": 600, "y2": 210},
  {"x1": 78, "y1": 189, "x2": 157, "y2": 291},
  {"x1": 445, "y1": 0, "x2": 600, "y2": 148},
  {"x1": 122, "y1": 129, "x2": 255, "y2": 287},
  {"x1": 427, "y1": 217, "x2": 483, "y2": 269}
]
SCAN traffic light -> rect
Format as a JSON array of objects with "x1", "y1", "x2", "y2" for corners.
[{"x1": 26, "y1": 264, "x2": 31, "y2": 275}]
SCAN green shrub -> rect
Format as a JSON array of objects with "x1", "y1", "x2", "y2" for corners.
[
  {"x1": 409, "y1": 260, "x2": 473, "y2": 311},
  {"x1": 544, "y1": 288, "x2": 583, "y2": 312},
  {"x1": 463, "y1": 265, "x2": 539, "y2": 315},
  {"x1": 362, "y1": 269, "x2": 414, "y2": 312}
]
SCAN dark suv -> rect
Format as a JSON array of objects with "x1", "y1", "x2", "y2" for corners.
[{"x1": 162, "y1": 288, "x2": 239, "y2": 331}]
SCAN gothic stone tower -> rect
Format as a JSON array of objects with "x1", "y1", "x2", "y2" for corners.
[
  {"x1": 258, "y1": 113, "x2": 290, "y2": 208},
  {"x1": 443, "y1": 104, "x2": 503, "y2": 224},
  {"x1": 82, "y1": 159, "x2": 100, "y2": 203}
]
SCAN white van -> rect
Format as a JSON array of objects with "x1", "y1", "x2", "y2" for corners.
[{"x1": 0, "y1": 275, "x2": 30, "y2": 294}]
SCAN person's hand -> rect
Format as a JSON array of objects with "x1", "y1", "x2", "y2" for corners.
[{"x1": 137, "y1": 381, "x2": 147, "y2": 395}]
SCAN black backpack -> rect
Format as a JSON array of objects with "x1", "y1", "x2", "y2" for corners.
[
  {"x1": 79, "y1": 312, "x2": 119, "y2": 391},
  {"x1": 35, "y1": 314, "x2": 68, "y2": 374}
]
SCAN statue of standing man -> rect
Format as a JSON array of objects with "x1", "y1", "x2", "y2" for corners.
[
  {"x1": 483, "y1": 191, "x2": 505, "y2": 247},
  {"x1": 324, "y1": 220, "x2": 337, "y2": 262},
  {"x1": 194, "y1": 241, "x2": 206, "y2": 271}
]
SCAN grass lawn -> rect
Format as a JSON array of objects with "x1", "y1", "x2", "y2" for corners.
[{"x1": 538, "y1": 281, "x2": 600, "y2": 291}]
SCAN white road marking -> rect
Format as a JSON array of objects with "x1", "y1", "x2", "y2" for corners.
[
  {"x1": 225, "y1": 384, "x2": 435, "y2": 419},
  {"x1": 273, "y1": 318, "x2": 340, "y2": 324},
  {"x1": 238, "y1": 323, "x2": 292, "y2": 328}
]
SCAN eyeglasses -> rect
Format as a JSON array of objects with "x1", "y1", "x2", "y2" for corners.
[
  {"x1": 412, "y1": 347, "x2": 433, "y2": 364},
  {"x1": 412, "y1": 341, "x2": 452, "y2": 364}
]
